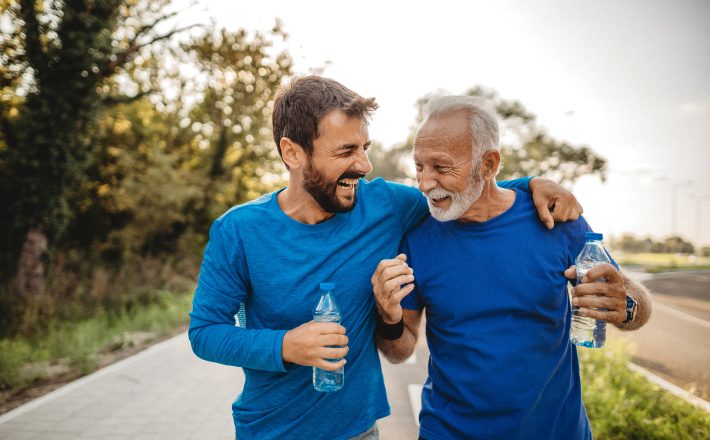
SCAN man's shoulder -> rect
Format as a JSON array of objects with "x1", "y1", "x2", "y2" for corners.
[
  {"x1": 403, "y1": 214, "x2": 437, "y2": 241},
  {"x1": 360, "y1": 177, "x2": 419, "y2": 198},
  {"x1": 216, "y1": 191, "x2": 278, "y2": 226}
]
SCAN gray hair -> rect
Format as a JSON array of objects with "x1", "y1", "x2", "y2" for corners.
[{"x1": 421, "y1": 95, "x2": 500, "y2": 163}]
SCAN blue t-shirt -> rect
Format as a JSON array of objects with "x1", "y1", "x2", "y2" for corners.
[
  {"x1": 401, "y1": 189, "x2": 603, "y2": 440},
  {"x1": 189, "y1": 177, "x2": 531, "y2": 440}
]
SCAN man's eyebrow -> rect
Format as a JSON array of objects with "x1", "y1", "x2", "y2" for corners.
[{"x1": 338, "y1": 140, "x2": 371, "y2": 150}]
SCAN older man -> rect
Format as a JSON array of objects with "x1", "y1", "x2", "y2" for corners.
[{"x1": 372, "y1": 96, "x2": 651, "y2": 439}]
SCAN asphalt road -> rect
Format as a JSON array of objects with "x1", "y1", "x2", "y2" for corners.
[{"x1": 617, "y1": 268, "x2": 710, "y2": 399}]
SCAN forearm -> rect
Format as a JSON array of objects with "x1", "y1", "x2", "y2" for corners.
[
  {"x1": 375, "y1": 326, "x2": 418, "y2": 363},
  {"x1": 615, "y1": 276, "x2": 652, "y2": 331},
  {"x1": 188, "y1": 322, "x2": 288, "y2": 372}
]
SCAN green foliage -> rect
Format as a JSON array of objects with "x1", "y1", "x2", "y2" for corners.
[
  {"x1": 0, "y1": 290, "x2": 192, "y2": 391},
  {"x1": 0, "y1": 0, "x2": 292, "y2": 336},
  {"x1": 579, "y1": 340, "x2": 710, "y2": 439},
  {"x1": 387, "y1": 86, "x2": 607, "y2": 185},
  {"x1": 367, "y1": 141, "x2": 412, "y2": 182},
  {"x1": 613, "y1": 234, "x2": 695, "y2": 255}
]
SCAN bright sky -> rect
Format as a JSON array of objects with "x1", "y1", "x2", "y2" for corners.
[{"x1": 192, "y1": 0, "x2": 710, "y2": 246}]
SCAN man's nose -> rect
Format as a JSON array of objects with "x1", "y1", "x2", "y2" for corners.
[
  {"x1": 355, "y1": 148, "x2": 373, "y2": 175},
  {"x1": 418, "y1": 170, "x2": 437, "y2": 193}
]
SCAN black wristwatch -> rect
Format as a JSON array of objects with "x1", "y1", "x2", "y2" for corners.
[{"x1": 623, "y1": 295, "x2": 637, "y2": 323}]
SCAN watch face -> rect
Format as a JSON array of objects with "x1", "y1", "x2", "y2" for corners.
[{"x1": 625, "y1": 295, "x2": 637, "y2": 323}]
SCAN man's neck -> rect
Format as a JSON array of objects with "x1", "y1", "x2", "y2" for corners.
[
  {"x1": 277, "y1": 179, "x2": 335, "y2": 224},
  {"x1": 457, "y1": 180, "x2": 516, "y2": 223}
]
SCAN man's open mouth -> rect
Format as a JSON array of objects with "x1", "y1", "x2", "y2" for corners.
[
  {"x1": 337, "y1": 178, "x2": 359, "y2": 190},
  {"x1": 430, "y1": 195, "x2": 451, "y2": 204}
]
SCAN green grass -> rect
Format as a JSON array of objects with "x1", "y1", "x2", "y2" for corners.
[
  {"x1": 580, "y1": 339, "x2": 710, "y2": 439},
  {"x1": 617, "y1": 252, "x2": 710, "y2": 272},
  {"x1": 0, "y1": 290, "x2": 193, "y2": 393}
]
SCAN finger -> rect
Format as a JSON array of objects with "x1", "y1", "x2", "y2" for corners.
[
  {"x1": 573, "y1": 282, "x2": 615, "y2": 297},
  {"x1": 578, "y1": 307, "x2": 625, "y2": 324},
  {"x1": 577, "y1": 201, "x2": 584, "y2": 215},
  {"x1": 564, "y1": 266, "x2": 577, "y2": 280},
  {"x1": 313, "y1": 322, "x2": 346, "y2": 334},
  {"x1": 534, "y1": 195, "x2": 555, "y2": 230},
  {"x1": 570, "y1": 200, "x2": 582, "y2": 220},
  {"x1": 583, "y1": 263, "x2": 622, "y2": 284},
  {"x1": 321, "y1": 334, "x2": 349, "y2": 347},
  {"x1": 390, "y1": 283, "x2": 415, "y2": 304},
  {"x1": 563, "y1": 203, "x2": 575, "y2": 221},
  {"x1": 572, "y1": 294, "x2": 625, "y2": 311},
  {"x1": 315, "y1": 358, "x2": 346, "y2": 371},
  {"x1": 384, "y1": 275, "x2": 415, "y2": 295},
  {"x1": 556, "y1": 201, "x2": 573, "y2": 222},
  {"x1": 374, "y1": 258, "x2": 410, "y2": 281},
  {"x1": 381, "y1": 264, "x2": 413, "y2": 283},
  {"x1": 319, "y1": 346, "x2": 349, "y2": 360}
]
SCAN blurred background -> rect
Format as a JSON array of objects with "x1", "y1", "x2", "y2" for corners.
[{"x1": 0, "y1": 0, "x2": 709, "y2": 438}]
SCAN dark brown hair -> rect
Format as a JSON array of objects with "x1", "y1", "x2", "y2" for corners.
[{"x1": 272, "y1": 76, "x2": 378, "y2": 163}]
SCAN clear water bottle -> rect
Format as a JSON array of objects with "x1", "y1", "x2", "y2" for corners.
[
  {"x1": 313, "y1": 282, "x2": 344, "y2": 392},
  {"x1": 570, "y1": 232, "x2": 611, "y2": 348}
]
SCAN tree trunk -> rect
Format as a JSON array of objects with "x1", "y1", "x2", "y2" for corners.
[{"x1": 14, "y1": 228, "x2": 48, "y2": 297}]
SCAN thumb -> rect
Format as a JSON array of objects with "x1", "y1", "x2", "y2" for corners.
[
  {"x1": 396, "y1": 253, "x2": 407, "y2": 262},
  {"x1": 564, "y1": 266, "x2": 577, "y2": 280}
]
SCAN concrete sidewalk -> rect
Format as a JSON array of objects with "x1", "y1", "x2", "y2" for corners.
[
  {"x1": 0, "y1": 333, "x2": 420, "y2": 440},
  {"x1": 0, "y1": 334, "x2": 242, "y2": 440}
]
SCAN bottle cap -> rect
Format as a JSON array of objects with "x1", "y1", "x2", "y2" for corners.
[
  {"x1": 585, "y1": 232, "x2": 603, "y2": 241},
  {"x1": 319, "y1": 282, "x2": 336, "y2": 291}
]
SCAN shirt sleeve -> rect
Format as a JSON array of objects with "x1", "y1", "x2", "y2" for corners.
[
  {"x1": 497, "y1": 176, "x2": 533, "y2": 192},
  {"x1": 188, "y1": 216, "x2": 288, "y2": 372},
  {"x1": 384, "y1": 180, "x2": 430, "y2": 233},
  {"x1": 399, "y1": 238, "x2": 423, "y2": 311}
]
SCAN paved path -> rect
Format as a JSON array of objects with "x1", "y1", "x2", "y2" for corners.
[
  {"x1": 0, "y1": 333, "x2": 421, "y2": 439},
  {"x1": 621, "y1": 269, "x2": 710, "y2": 398}
]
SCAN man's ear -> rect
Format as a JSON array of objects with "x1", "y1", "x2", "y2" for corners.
[
  {"x1": 280, "y1": 137, "x2": 307, "y2": 170},
  {"x1": 481, "y1": 150, "x2": 501, "y2": 180}
]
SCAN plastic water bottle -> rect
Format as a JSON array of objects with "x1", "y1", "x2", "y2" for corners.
[
  {"x1": 313, "y1": 282, "x2": 344, "y2": 392},
  {"x1": 570, "y1": 232, "x2": 611, "y2": 348}
]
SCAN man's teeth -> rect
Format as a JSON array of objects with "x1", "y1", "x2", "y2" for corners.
[{"x1": 337, "y1": 179, "x2": 358, "y2": 188}]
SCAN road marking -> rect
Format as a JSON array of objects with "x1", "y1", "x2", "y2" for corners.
[
  {"x1": 408, "y1": 384, "x2": 423, "y2": 426},
  {"x1": 628, "y1": 362, "x2": 710, "y2": 413},
  {"x1": 654, "y1": 301, "x2": 710, "y2": 329}
]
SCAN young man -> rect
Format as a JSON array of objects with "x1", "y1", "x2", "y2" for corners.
[{"x1": 189, "y1": 77, "x2": 583, "y2": 440}]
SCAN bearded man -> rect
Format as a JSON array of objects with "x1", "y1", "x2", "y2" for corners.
[
  {"x1": 188, "y1": 77, "x2": 584, "y2": 440},
  {"x1": 372, "y1": 96, "x2": 651, "y2": 440}
]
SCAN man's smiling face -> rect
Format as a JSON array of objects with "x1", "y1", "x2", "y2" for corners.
[{"x1": 303, "y1": 109, "x2": 373, "y2": 213}]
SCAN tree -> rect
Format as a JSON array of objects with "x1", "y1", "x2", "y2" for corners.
[
  {"x1": 0, "y1": 0, "x2": 197, "y2": 292},
  {"x1": 383, "y1": 86, "x2": 607, "y2": 185},
  {"x1": 66, "y1": 25, "x2": 293, "y2": 260}
]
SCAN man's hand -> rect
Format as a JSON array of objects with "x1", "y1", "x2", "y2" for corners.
[
  {"x1": 564, "y1": 264, "x2": 627, "y2": 324},
  {"x1": 529, "y1": 177, "x2": 583, "y2": 229},
  {"x1": 371, "y1": 254, "x2": 415, "y2": 324},
  {"x1": 282, "y1": 321, "x2": 348, "y2": 371}
]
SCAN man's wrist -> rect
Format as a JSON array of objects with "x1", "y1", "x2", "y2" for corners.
[{"x1": 376, "y1": 313, "x2": 404, "y2": 340}]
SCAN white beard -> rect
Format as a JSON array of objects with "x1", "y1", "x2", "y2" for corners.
[{"x1": 425, "y1": 166, "x2": 485, "y2": 222}]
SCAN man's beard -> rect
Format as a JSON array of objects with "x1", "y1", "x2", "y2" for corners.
[
  {"x1": 425, "y1": 162, "x2": 485, "y2": 222},
  {"x1": 303, "y1": 158, "x2": 364, "y2": 214}
]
